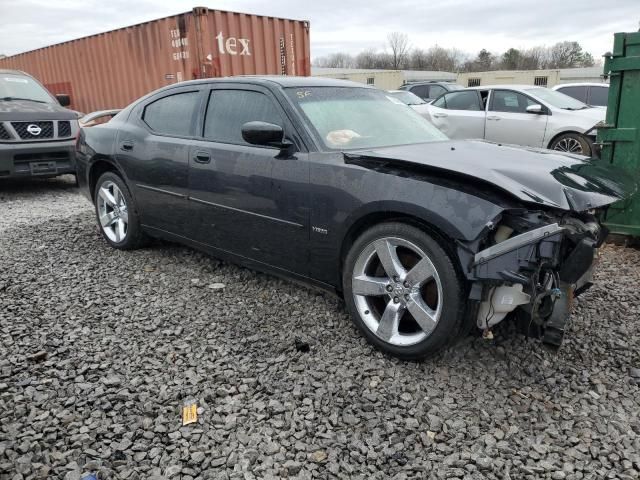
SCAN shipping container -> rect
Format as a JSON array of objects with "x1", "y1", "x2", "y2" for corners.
[{"x1": 0, "y1": 7, "x2": 311, "y2": 113}]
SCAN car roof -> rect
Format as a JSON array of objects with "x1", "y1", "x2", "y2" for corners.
[
  {"x1": 552, "y1": 82, "x2": 609, "y2": 89},
  {"x1": 167, "y1": 75, "x2": 369, "y2": 89},
  {"x1": 465, "y1": 84, "x2": 543, "y2": 91}
]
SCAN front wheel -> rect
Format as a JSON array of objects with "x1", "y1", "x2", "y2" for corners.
[
  {"x1": 94, "y1": 171, "x2": 147, "y2": 250},
  {"x1": 342, "y1": 222, "x2": 466, "y2": 360},
  {"x1": 550, "y1": 133, "x2": 593, "y2": 157}
]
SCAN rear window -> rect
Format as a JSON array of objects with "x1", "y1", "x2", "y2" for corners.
[{"x1": 143, "y1": 92, "x2": 199, "y2": 136}]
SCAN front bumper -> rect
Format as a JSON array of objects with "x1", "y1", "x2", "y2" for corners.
[
  {"x1": 468, "y1": 219, "x2": 604, "y2": 347},
  {"x1": 0, "y1": 140, "x2": 76, "y2": 179}
]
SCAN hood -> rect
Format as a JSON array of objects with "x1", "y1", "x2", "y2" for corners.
[
  {"x1": 345, "y1": 140, "x2": 635, "y2": 212},
  {"x1": 0, "y1": 99, "x2": 79, "y2": 121},
  {"x1": 561, "y1": 106, "x2": 605, "y2": 124}
]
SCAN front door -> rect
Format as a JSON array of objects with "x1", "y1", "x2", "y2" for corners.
[
  {"x1": 187, "y1": 86, "x2": 310, "y2": 275},
  {"x1": 484, "y1": 89, "x2": 548, "y2": 148}
]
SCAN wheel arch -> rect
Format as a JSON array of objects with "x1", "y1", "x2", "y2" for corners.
[
  {"x1": 546, "y1": 130, "x2": 587, "y2": 150},
  {"x1": 88, "y1": 158, "x2": 127, "y2": 201},
  {"x1": 338, "y1": 207, "x2": 466, "y2": 292}
]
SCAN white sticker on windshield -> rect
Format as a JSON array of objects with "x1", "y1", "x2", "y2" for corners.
[
  {"x1": 385, "y1": 95, "x2": 405, "y2": 105},
  {"x1": 4, "y1": 77, "x2": 29, "y2": 83}
]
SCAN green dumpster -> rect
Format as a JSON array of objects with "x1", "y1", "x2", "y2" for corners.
[{"x1": 599, "y1": 31, "x2": 640, "y2": 236}]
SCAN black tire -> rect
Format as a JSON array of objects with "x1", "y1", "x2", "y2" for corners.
[
  {"x1": 93, "y1": 171, "x2": 147, "y2": 250},
  {"x1": 342, "y1": 222, "x2": 466, "y2": 360},
  {"x1": 549, "y1": 132, "x2": 593, "y2": 157}
]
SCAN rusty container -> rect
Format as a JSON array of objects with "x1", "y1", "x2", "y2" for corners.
[{"x1": 0, "y1": 7, "x2": 311, "y2": 113}]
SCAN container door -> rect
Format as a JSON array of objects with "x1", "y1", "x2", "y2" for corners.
[
  {"x1": 599, "y1": 32, "x2": 640, "y2": 236},
  {"x1": 187, "y1": 85, "x2": 310, "y2": 275}
]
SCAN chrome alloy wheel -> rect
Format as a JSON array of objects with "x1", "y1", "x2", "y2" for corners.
[
  {"x1": 351, "y1": 237, "x2": 443, "y2": 346},
  {"x1": 553, "y1": 137, "x2": 584, "y2": 154},
  {"x1": 97, "y1": 181, "x2": 129, "y2": 243}
]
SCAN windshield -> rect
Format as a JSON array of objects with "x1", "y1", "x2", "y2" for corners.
[
  {"x1": 0, "y1": 74, "x2": 55, "y2": 103},
  {"x1": 388, "y1": 91, "x2": 426, "y2": 105},
  {"x1": 285, "y1": 87, "x2": 447, "y2": 150},
  {"x1": 446, "y1": 84, "x2": 463, "y2": 91},
  {"x1": 524, "y1": 87, "x2": 588, "y2": 110}
]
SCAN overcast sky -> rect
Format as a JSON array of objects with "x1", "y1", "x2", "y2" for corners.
[{"x1": 1, "y1": 0, "x2": 638, "y2": 60}]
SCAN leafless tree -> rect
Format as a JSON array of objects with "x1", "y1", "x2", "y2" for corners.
[
  {"x1": 387, "y1": 32, "x2": 410, "y2": 69},
  {"x1": 312, "y1": 52, "x2": 355, "y2": 68}
]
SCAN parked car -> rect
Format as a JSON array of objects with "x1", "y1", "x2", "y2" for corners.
[
  {"x1": 0, "y1": 69, "x2": 79, "y2": 179},
  {"x1": 398, "y1": 81, "x2": 462, "y2": 103},
  {"x1": 552, "y1": 83, "x2": 609, "y2": 108},
  {"x1": 76, "y1": 77, "x2": 632, "y2": 360},
  {"x1": 425, "y1": 85, "x2": 605, "y2": 156},
  {"x1": 386, "y1": 90, "x2": 430, "y2": 118}
]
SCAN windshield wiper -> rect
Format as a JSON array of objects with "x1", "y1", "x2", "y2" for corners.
[
  {"x1": 562, "y1": 106, "x2": 590, "y2": 110},
  {"x1": 0, "y1": 96, "x2": 48, "y2": 103}
]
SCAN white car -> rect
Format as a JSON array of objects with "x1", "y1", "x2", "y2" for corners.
[
  {"x1": 552, "y1": 83, "x2": 609, "y2": 108},
  {"x1": 386, "y1": 90, "x2": 430, "y2": 118},
  {"x1": 425, "y1": 85, "x2": 605, "y2": 156}
]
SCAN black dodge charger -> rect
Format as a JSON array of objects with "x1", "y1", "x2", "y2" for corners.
[{"x1": 76, "y1": 77, "x2": 633, "y2": 360}]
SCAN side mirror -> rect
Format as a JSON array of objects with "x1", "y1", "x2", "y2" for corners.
[
  {"x1": 241, "y1": 121, "x2": 291, "y2": 149},
  {"x1": 526, "y1": 104, "x2": 544, "y2": 114},
  {"x1": 56, "y1": 94, "x2": 71, "y2": 107}
]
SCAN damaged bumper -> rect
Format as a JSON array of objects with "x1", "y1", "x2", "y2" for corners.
[{"x1": 464, "y1": 216, "x2": 605, "y2": 347}]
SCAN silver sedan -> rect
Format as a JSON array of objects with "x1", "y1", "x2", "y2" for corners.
[{"x1": 424, "y1": 85, "x2": 605, "y2": 156}]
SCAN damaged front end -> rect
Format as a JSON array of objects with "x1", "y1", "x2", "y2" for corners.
[{"x1": 459, "y1": 209, "x2": 607, "y2": 347}]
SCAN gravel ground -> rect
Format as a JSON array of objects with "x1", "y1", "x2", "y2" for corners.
[{"x1": 1, "y1": 176, "x2": 640, "y2": 480}]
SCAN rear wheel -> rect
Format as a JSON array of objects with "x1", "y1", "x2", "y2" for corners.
[
  {"x1": 343, "y1": 222, "x2": 466, "y2": 360},
  {"x1": 550, "y1": 133, "x2": 593, "y2": 157},
  {"x1": 94, "y1": 172, "x2": 146, "y2": 250}
]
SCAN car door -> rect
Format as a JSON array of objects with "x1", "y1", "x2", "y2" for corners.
[
  {"x1": 427, "y1": 90, "x2": 485, "y2": 139},
  {"x1": 484, "y1": 89, "x2": 548, "y2": 148},
  {"x1": 116, "y1": 87, "x2": 202, "y2": 234},
  {"x1": 187, "y1": 85, "x2": 310, "y2": 275}
]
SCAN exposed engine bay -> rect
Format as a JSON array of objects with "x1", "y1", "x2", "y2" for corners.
[{"x1": 457, "y1": 209, "x2": 606, "y2": 347}]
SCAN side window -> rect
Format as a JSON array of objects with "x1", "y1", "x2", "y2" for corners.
[
  {"x1": 490, "y1": 90, "x2": 536, "y2": 113},
  {"x1": 556, "y1": 86, "x2": 588, "y2": 103},
  {"x1": 428, "y1": 85, "x2": 446, "y2": 98},
  {"x1": 431, "y1": 95, "x2": 446, "y2": 108},
  {"x1": 409, "y1": 85, "x2": 430, "y2": 100},
  {"x1": 204, "y1": 90, "x2": 283, "y2": 144},
  {"x1": 441, "y1": 91, "x2": 481, "y2": 111},
  {"x1": 143, "y1": 91, "x2": 199, "y2": 136},
  {"x1": 588, "y1": 86, "x2": 608, "y2": 107}
]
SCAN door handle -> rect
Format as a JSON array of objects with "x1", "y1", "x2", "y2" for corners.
[
  {"x1": 433, "y1": 112, "x2": 448, "y2": 118},
  {"x1": 193, "y1": 151, "x2": 211, "y2": 164},
  {"x1": 120, "y1": 141, "x2": 134, "y2": 151},
  {"x1": 487, "y1": 116, "x2": 501, "y2": 121}
]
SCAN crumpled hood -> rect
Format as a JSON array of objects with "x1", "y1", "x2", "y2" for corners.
[
  {"x1": 347, "y1": 140, "x2": 636, "y2": 212},
  {"x1": 0, "y1": 99, "x2": 78, "y2": 121}
]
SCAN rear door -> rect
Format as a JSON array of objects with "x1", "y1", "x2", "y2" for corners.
[
  {"x1": 116, "y1": 87, "x2": 202, "y2": 234},
  {"x1": 485, "y1": 89, "x2": 548, "y2": 148},
  {"x1": 427, "y1": 90, "x2": 485, "y2": 139},
  {"x1": 187, "y1": 85, "x2": 310, "y2": 274}
]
